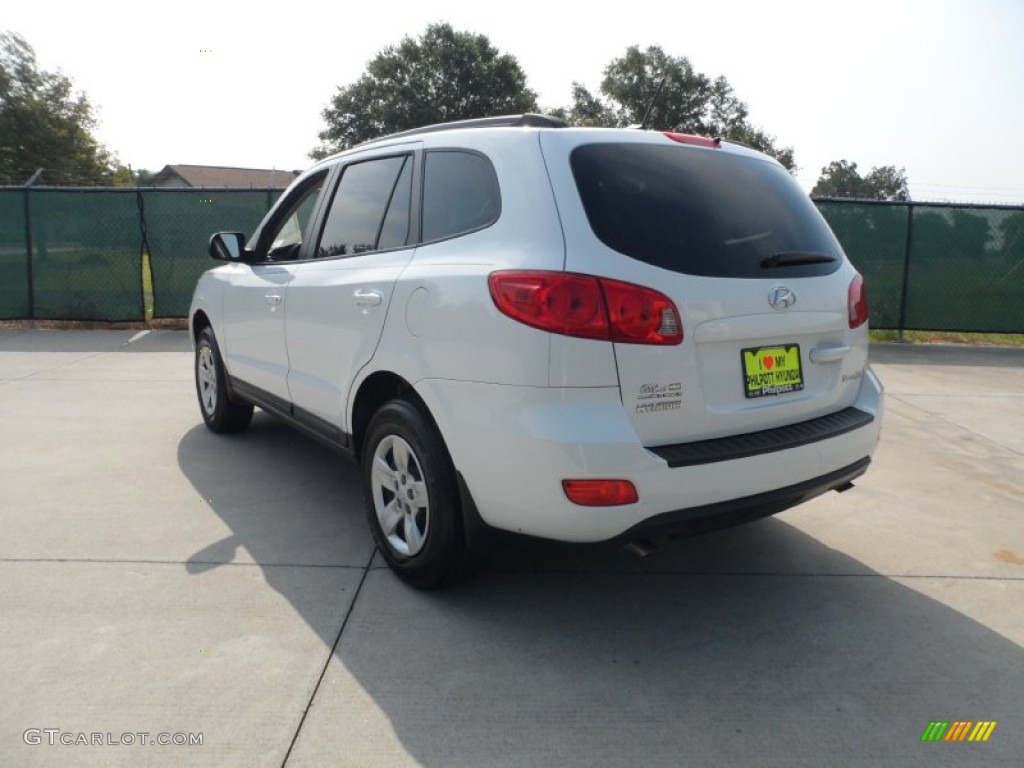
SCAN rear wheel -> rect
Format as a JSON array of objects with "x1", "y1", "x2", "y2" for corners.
[
  {"x1": 195, "y1": 326, "x2": 253, "y2": 433},
  {"x1": 363, "y1": 399, "x2": 478, "y2": 588}
]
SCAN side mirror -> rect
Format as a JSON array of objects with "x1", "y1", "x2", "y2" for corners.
[{"x1": 209, "y1": 232, "x2": 248, "y2": 262}]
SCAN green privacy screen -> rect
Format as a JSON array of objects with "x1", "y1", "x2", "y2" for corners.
[
  {"x1": 0, "y1": 188, "x2": 1021, "y2": 331},
  {"x1": 27, "y1": 190, "x2": 142, "y2": 321},
  {"x1": 902, "y1": 205, "x2": 1024, "y2": 333},
  {"x1": 816, "y1": 201, "x2": 908, "y2": 330},
  {"x1": 143, "y1": 189, "x2": 278, "y2": 317},
  {"x1": 818, "y1": 200, "x2": 1024, "y2": 333},
  {"x1": 0, "y1": 191, "x2": 30, "y2": 318}
]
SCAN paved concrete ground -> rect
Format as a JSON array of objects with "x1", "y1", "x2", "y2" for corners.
[{"x1": 0, "y1": 329, "x2": 1021, "y2": 767}]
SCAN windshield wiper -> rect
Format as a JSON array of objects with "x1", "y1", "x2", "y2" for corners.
[{"x1": 760, "y1": 251, "x2": 838, "y2": 268}]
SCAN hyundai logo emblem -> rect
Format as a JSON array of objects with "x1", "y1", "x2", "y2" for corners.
[{"x1": 768, "y1": 286, "x2": 796, "y2": 310}]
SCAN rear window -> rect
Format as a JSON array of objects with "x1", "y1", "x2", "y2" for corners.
[{"x1": 570, "y1": 143, "x2": 843, "y2": 278}]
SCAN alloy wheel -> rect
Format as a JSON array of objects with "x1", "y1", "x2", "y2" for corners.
[{"x1": 370, "y1": 435, "x2": 430, "y2": 556}]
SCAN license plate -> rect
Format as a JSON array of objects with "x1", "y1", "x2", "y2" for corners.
[{"x1": 742, "y1": 344, "x2": 804, "y2": 399}]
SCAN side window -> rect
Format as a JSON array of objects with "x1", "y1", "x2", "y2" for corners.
[
  {"x1": 263, "y1": 172, "x2": 326, "y2": 261},
  {"x1": 316, "y1": 155, "x2": 410, "y2": 258},
  {"x1": 421, "y1": 150, "x2": 500, "y2": 242}
]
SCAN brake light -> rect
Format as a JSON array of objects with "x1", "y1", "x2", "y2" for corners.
[
  {"x1": 562, "y1": 479, "x2": 638, "y2": 506},
  {"x1": 601, "y1": 277, "x2": 682, "y2": 344},
  {"x1": 664, "y1": 132, "x2": 721, "y2": 148},
  {"x1": 848, "y1": 274, "x2": 869, "y2": 328},
  {"x1": 488, "y1": 271, "x2": 683, "y2": 345}
]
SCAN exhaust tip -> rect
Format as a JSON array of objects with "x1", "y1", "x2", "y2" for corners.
[
  {"x1": 624, "y1": 540, "x2": 658, "y2": 559},
  {"x1": 835, "y1": 481, "x2": 855, "y2": 493}
]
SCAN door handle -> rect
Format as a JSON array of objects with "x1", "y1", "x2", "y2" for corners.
[
  {"x1": 354, "y1": 289, "x2": 384, "y2": 308},
  {"x1": 264, "y1": 293, "x2": 282, "y2": 306}
]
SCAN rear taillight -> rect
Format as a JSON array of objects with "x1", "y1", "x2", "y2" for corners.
[
  {"x1": 848, "y1": 274, "x2": 869, "y2": 328},
  {"x1": 601, "y1": 277, "x2": 683, "y2": 344},
  {"x1": 488, "y1": 271, "x2": 683, "y2": 345},
  {"x1": 562, "y1": 479, "x2": 638, "y2": 506},
  {"x1": 487, "y1": 271, "x2": 608, "y2": 340}
]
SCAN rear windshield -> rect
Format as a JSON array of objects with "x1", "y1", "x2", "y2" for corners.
[{"x1": 570, "y1": 143, "x2": 843, "y2": 278}]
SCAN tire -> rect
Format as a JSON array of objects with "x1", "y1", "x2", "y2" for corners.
[
  {"x1": 362, "y1": 399, "x2": 479, "y2": 589},
  {"x1": 195, "y1": 326, "x2": 254, "y2": 434}
]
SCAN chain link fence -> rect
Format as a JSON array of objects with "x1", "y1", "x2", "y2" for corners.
[
  {"x1": 0, "y1": 188, "x2": 279, "y2": 322},
  {"x1": 1, "y1": 188, "x2": 1022, "y2": 333},
  {"x1": 816, "y1": 199, "x2": 1024, "y2": 333},
  {"x1": 0, "y1": 190, "x2": 29, "y2": 318},
  {"x1": 141, "y1": 189, "x2": 278, "y2": 317}
]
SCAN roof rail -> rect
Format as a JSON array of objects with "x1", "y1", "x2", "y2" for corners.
[{"x1": 363, "y1": 114, "x2": 568, "y2": 145}]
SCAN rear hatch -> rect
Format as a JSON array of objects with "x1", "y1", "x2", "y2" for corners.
[{"x1": 540, "y1": 130, "x2": 868, "y2": 447}]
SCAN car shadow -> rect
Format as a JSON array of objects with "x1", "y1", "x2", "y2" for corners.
[{"x1": 178, "y1": 413, "x2": 1023, "y2": 767}]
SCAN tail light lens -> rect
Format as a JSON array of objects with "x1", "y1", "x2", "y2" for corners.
[
  {"x1": 562, "y1": 479, "x2": 638, "y2": 506},
  {"x1": 488, "y1": 271, "x2": 683, "y2": 345},
  {"x1": 848, "y1": 274, "x2": 869, "y2": 328}
]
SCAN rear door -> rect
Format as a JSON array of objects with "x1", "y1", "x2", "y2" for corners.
[
  {"x1": 541, "y1": 131, "x2": 867, "y2": 447},
  {"x1": 284, "y1": 147, "x2": 418, "y2": 437}
]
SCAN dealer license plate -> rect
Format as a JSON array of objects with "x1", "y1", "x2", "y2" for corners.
[{"x1": 741, "y1": 344, "x2": 804, "y2": 399}]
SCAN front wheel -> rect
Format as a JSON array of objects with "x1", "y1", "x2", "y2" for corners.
[
  {"x1": 195, "y1": 326, "x2": 253, "y2": 433},
  {"x1": 362, "y1": 399, "x2": 478, "y2": 589}
]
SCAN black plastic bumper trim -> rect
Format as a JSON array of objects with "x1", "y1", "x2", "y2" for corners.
[
  {"x1": 648, "y1": 406, "x2": 875, "y2": 468},
  {"x1": 619, "y1": 456, "x2": 871, "y2": 542}
]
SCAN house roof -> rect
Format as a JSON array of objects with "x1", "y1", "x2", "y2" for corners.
[{"x1": 153, "y1": 165, "x2": 301, "y2": 189}]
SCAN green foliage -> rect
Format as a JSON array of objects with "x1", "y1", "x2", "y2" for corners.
[
  {"x1": 548, "y1": 83, "x2": 614, "y2": 127},
  {"x1": 558, "y1": 46, "x2": 796, "y2": 170},
  {"x1": 312, "y1": 23, "x2": 538, "y2": 157},
  {"x1": 811, "y1": 160, "x2": 910, "y2": 201},
  {"x1": 0, "y1": 32, "x2": 125, "y2": 186},
  {"x1": 132, "y1": 168, "x2": 157, "y2": 186}
]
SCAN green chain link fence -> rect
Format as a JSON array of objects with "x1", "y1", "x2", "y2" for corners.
[
  {"x1": 28, "y1": 190, "x2": 141, "y2": 321},
  {"x1": 0, "y1": 190, "x2": 29, "y2": 318},
  {"x1": 816, "y1": 200, "x2": 1024, "y2": 333},
  {"x1": 1, "y1": 188, "x2": 1022, "y2": 333},
  {"x1": 142, "y1": 189, "x2": 279, "y2": 317},
  {"x1": 0, "y1": 187, "x2": 279, "y2": 322}
]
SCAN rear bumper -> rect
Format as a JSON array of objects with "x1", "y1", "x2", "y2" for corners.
[
  {"x1": 648, "y1": 406, "x2": 874, "y2": 468},
  {"x1": 617, "y1": 456, "x2": 870, "y2": 542},
  {"x1": 416, "y1": 366, "x2": 884, "y2": 543}
]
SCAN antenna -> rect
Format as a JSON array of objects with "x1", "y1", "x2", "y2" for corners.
[{"x1": 637, "y1": 76, "x2": 667, "y2": 130}]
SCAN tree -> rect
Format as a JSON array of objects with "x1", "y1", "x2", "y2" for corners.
[
  {"x1": 312, "y1": 23, "x2": 538, "y2": 157},
  {"x1": 131, "y1": 167, "x2": 157, "y2": 186},
  {"x1": 0, "y1": 31, "x2": 124, "y2": 185},
  {"x1": 811, "y1": 160, "x2": 910, "y2": 201},
  {"x1": 548, "y1": 83, "x2": 614, "y2": 127},
  {"x1": 556, "y1": 46, "x2": 796, "y2": 170}
]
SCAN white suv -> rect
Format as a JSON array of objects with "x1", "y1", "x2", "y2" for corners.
[{"x1": 190, "y1": 114, "x2": 883, "y2": 588}]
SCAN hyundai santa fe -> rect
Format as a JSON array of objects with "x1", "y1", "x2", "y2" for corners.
[{"x1": 190, "y1": 114, "x2": 883, "y2": 588}]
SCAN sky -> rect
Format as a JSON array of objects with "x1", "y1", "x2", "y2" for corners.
[{"x1": 5, "y1": 0, "x2": 1024, "y2": 202}]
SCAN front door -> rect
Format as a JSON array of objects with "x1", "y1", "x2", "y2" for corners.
[{"x1": 220, "y1": 172, "x2": 327, "y2": 402}]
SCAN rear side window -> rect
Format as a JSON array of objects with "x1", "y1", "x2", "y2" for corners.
[
  {"x1": 316, "y1": 155, "x2": 410, "y2": 258},
  {"x1": 422, "y1": 150, "x2": 500, "y2": 242},
  {"x1": 570, "y1": 144, "x2": 843, "y2": 278}
]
